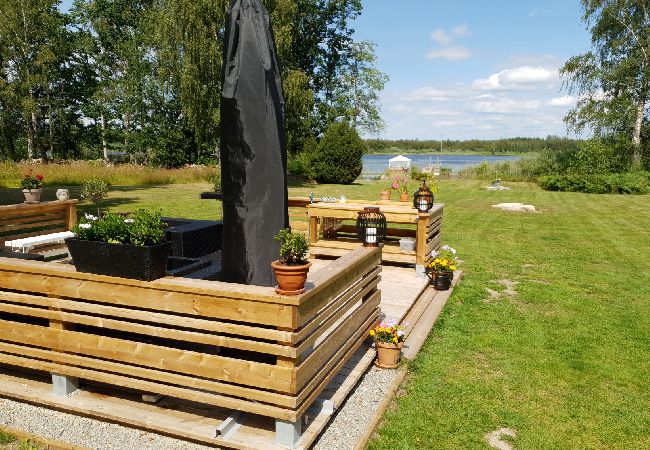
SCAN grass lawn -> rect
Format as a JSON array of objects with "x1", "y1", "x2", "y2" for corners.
[{"x1": 1, "y1": 179, "x2": 648, "y2": 449}]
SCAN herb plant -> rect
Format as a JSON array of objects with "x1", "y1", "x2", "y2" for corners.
[{"x1": 274, "y1": 228, "x2": 309, "y2": 265}]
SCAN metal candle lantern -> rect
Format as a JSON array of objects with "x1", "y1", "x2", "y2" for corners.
[
  {"x1": 356, "y1": 207, "x2": 387, "y2": 247},
  {"x1": 413, "y1": 183, "x2": 434, "y2": 212}
]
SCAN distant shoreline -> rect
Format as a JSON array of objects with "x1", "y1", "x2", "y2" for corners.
[{"x1": 365, "y1": 151, "x2": 532, "y2": 157}]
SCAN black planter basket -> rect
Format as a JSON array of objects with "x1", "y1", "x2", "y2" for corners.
[
  {"x1": 65, "y1": 238, "x2": 171, "y2": 281},
  {"x1": 428, "y1": 271, "x2": 453, "y2": 291}
]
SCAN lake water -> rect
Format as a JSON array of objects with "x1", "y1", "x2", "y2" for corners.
[{"x1": 361, "y1": 153, "x2": 521, "y2": 179}]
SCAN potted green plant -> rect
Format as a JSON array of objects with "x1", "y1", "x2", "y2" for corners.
[
  {"x1": 20, "y1": 173, "x2": 44, "y2": 203},
  {"x1": 369, "y1": 318, "x2": 406, "y2": 369},
  {"x1": 81, "y1": 177, "x2": 109, "y2": 217},
  {"x1": 425, "y1": 245, "x2": 458, "y2": 290},
  {"x1": 66, "y1": 210, "x2": 171, "y2": 281},
  {"x1": 271, "y1": 228, "x2": 311, "y2": 295},
  {"x1": 380, "y1": 180, "x2": 397, "y2": 201}
]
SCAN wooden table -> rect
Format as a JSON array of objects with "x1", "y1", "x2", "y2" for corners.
[{"x1": 307, "y1": 201, "x2": 443, "y2": 272}]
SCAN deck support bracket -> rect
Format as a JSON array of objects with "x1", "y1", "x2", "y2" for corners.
[
  {"x1": 275, "y1": 417, "x2": 302, "y2": 448},
  {"x1": 215, "y1": 411, "x2": 246, "y2": 441},
  {"x1": 51, "y1": 374, "x2": 78, "y2": 396}
]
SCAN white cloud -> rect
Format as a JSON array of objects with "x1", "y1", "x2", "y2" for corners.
[
  {"x1": 529, "y1": 8, "x2": 552, "y2": 17},
  {"x1": 548, "y1": 96, "x2": 576, "y2": 106},
  {"x1": 427, "y1": 46, "x2": 471, "y2": 61},
  {"x1": 451, "y1": 24, "x2": 472, "y2": 37},
  {"x1": 472, "y1": 97, "x2": 542, "y2": 114},
  {"x1": 430, "y1": 29, "x2": 452, "y2": 45},
  {"x1": 472, "y1": 66, "x2": 558, "y2": 90}
]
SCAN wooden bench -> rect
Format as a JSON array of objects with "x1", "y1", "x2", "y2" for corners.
[
  {"x1": 306, "y1": 201, "x2": 443, "y2": 273},
  {"x1": 0, "y1": 200, "x2": 78, "y2": 257}
]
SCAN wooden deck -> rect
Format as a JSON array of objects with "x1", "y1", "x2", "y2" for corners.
[{"x1": 0, "y1": 257, "x2": 459, "y2": 449}]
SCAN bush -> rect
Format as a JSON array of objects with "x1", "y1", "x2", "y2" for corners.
[
  {"x1": 311, "y1": 122, "x2": 364, "y2": 184},
  {"x1": 287, "y1": 151, "x2": 315, "y2": 180},
  {"x1": 81, "y1": 177, "x2": 109, "y2": 215},
  {"x1": 538, "y1": 172, "x2": 650, "y2": 194},
  {"x1": 73, "y1": 210, "x2": 168, "y2": 246}
]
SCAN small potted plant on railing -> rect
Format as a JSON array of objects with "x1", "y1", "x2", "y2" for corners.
[
  {"x1": 425, "y1": 245, "x2": 458, "y2": 290},
  {"x1": 66, "y1": 210, "x2": 171, "y2": 281},
  {"x1": 271, "y1": 228, "x2": 311, "y2": 295},
  {"x1": 370, "y1": 318, "x2": 407, "y2": 369},
  {"x1": 20, "y1": 172, "x2": 44, "y2": 203}
]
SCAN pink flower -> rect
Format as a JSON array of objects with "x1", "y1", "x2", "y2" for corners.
[{"x1": 391, "y1": 183, "x2": 399, "y2": 190}]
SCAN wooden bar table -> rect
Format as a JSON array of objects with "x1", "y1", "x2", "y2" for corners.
[{"x1": 307, "y1": 201, "x2": 443, "y2": 273}]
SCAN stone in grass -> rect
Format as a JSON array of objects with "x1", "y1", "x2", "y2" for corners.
[
  {"x1": 492, "y1": 203, "x2": 536, "y2": 212},
  {"x1": 486, "y1": 185, "x2": 512, "y2": 191}
]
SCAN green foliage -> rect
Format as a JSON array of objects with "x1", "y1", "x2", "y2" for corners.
[
  {"x1": 212, "y1": 170, "x2": 221, "y2": 192},
  {"x1": 129, "y1": 209, "x2": 167, "y2": 246},
  {"x1": 0, "y1": 430, "x2": 17, "y2": 444},
  {"x1": 561, "y1": 0, "x2": 650, "y2": 165},
  {"x1": 538, "y1": 171, "x2": 650, "y2": 194},
  {"x1": 20, "y1": 173, "x2": 44, "y2": 190},
  {"x1": 287, "y1": 151, "x2": 315, "y2": 180},
  {"x1": 311, "y1": 121, "x2": 364, "y2": 184},
  {"x1": 274, "y1": 228, "x2": 309, "y2": 265},
  {"x1": 81, "y1": 177, "x2": 108, "y2": 211},
  {"x1": 73, "y1": 210, "x2": 167, "y2": 246}
]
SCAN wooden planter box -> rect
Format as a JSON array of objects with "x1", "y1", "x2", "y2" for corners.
[
  {"x1": 0, "y1": 246, "x2": 381, "y2": 446},
  {"x1": 65, "y1": 238, "x2": 171, "y2": 281}
]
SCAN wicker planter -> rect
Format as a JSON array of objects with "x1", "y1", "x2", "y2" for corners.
[
  {"x1": 271, "y1": 260, "x2": 312, "y2": 295},
  {"x1": 375, "y1": 341, "x2": 403, "y2": 369},
  {"x1": 380, "y1": 190, "x2": 391, "y2": 201},
  {"x1": 65, "y1": 238, "x2": 171, "y2": 281},
  {"x1": 22, "y1": 189, "x2": 42, "y2": 204}
]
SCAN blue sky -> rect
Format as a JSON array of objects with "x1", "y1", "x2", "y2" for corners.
[
  {"x1": 60, "y1": 0, "x2": 591, "y2": 140},
  {"x1": 354, "y1": 0, "x2": 592, "y2": 139}
]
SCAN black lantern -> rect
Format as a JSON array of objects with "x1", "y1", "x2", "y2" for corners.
[
  {"x1": 356, "y1": 207, "x2": 387, "y2": 247},
  {"x1": 413, "y1": 183, "x2": 434, "y2": 212}
]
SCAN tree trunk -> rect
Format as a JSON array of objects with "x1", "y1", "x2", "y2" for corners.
[
  {"x1": 26, "y1": 112, "x2": 36, "y2": 160},
  {"x1": 35, "y1": 111, "x2": 48, "y2": 163},
  {"x1": 632, "y1": 94, "x2": 644, "y2": 167},
  {"x1": 100, "y1": 111, "x2": 109, "y2": 161},
  {"x1": 123, "y1": 111, "x2": 130, "y2": 151},
  {"x1": 48, "y1": 98, "x2": 54, "y2": 160}
]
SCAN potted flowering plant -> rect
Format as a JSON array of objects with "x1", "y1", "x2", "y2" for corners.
[
  {"x1": 425, "y1": 245, "x2": 458, "y2": 290},
  {"x1": 271, "y1": 228, "x2": 311, "y2": 295},
  {"x1": 66, "y1": 210, "x2": 171, "y2": 281},
  {"x1": 20, "y1": 173, "x2": 44, "y2": 203},
  {"x1": 394, "y1": 177, "x2": 410, "y2": 202},
  {"x1": 380, "y1": 182, "x2": 393, "y2": 201},
  {"x1": 369, "y1": 318, "x2": 407, "y2": 368}
]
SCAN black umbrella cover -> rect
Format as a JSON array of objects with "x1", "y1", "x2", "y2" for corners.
[{"x1": 219, "y1": 0, "x2": 289, "y2": 287}]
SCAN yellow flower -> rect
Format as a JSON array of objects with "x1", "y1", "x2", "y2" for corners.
[
  {"x1": 369, "y1": 330, "x2": 375, "y2": 336},
  {"x1": 392, "y1": 336, "x2": 398, "y2": 343}
]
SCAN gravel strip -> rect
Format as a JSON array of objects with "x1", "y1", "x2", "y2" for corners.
[
  {"x1": 0, "y1": 365, "x2": 403, "y2": 450},
  {"x1": 0, "y1": 397, "x2": 211, "y2": 450},
  {"x1": 312, "y1": 365, "x2": 401, "y2": 450}
]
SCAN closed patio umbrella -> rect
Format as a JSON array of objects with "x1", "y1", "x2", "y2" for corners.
[{"x1": 219, "y1": 0, "x2": 288, "y2": 286}]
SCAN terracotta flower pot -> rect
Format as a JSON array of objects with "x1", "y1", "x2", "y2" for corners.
[
  {"x1": 22, "y1": 189, "x2": 42, "y2": 204},
  {"x1": 380, "y1": 190, "x2": 391, "y2": 201},
  {"x1": 399, "y1": 192, "x2": 409, "y2": 202},
  {"x1": 375, "y1": 341, "x2": 403, "y2": 369},
  {"x1": 272, "y1": 260, "x2": 312, "y2": 295}
]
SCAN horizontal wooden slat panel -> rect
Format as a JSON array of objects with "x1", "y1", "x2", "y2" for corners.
[
  {"x1": 0, "y1": 351, "x2": 298, "y2": 421},
  {"x1": 0, "y1": 200, "x2": 77, "y2": 217},
  {"x1": 294, "y1": 267, "x2": 381, "y2": 346},
  {"x1": 0, "y1": 341, "x2": 297, "y2": 409},
  {"x1": 0, "y1": 320, "x2": 294, "y2": 392},
  {"x1": 0, "y1": 212, "x2": 65, "y2": 227},
  {"x1": 296, "y1": 292, "x2": 381, "y2": 390},
  {"x1": 0, "y1": 218, "x2": 66, "y2": 234},
  {"x1": 0, "y1": 269, "x2": 295, "y2": 327},
  {"x1": 298, "y1": 247, "x2": 380, "y2": 325},
  {"x1": 0, "y1": 291, "x2": 292, "y2": 343},
  {"x1": 427, "y1": 233, "x2": 442, "y2": 254},
  {"x1": 0, "y1": 301, "x2": 295, "y2": 358}
]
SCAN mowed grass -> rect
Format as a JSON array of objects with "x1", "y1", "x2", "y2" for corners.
[{"x1": 0, "y1": 180, "x2": 648, "y2": 448}]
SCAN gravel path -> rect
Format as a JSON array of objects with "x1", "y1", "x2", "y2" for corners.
[
  {"x1": 313, "y1": 366, "x2": 400, "y2": 450},
  {"x1": 0, "y1": 365, "x2": 403, "y2": 450}
]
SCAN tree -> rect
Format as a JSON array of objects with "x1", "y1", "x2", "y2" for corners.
[
  {"x1": 311, "y1": 121, "x2": 364, "y2": 184},
  {"x1": 332, "y1": 40, "x2": 388, "y2": 135},
  {"x1": 561, "y1": 0, "x2": 650, "y2": 167}
]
